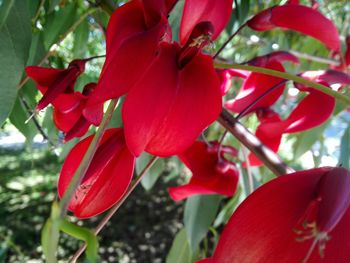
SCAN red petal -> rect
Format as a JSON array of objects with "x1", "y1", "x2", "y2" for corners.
[
  {"x1": 210, "y1": 167, "x2": 350, "y2": 263},
  {"x1": 169, "y1": 141, "x2": 239, "y2": 201},
  {"x1": 180, "y1": 0, "x2": 233, "y2": 45},
  {"x1": 53, "y1": 104, "x2": 83, "y2": 132},
  {"x1": 64, "y1": 117, "x2": 91, "y2": 142},
  {"x1": 51, "y1": 92, "x2": 82, "y2": 113},
  {"x1": 25, "y1": 66, "x2": 65, "y2": 86},
  {"x1": 217, "y1": 69, "x2": 249, "y2": 95},
  {"x1": 300, "y1": 70, "x2": 350, "y2": 88},
  {"x1": 105, "y1": 0, "x2": 145, "y2": 55},
  {"x1": 316, "y1": 167, "x2": 350, "y2": 232},
  {"x1": 122, "y1": 43, "x2": 222, "y2": 157},
  {"x1": 284, "y1": 89, "x2": 335, "y2": 133},
  {"x1": 225, "y1": 60, "x2": 285, "y2": 114},
  {"x1": 58, "y1": 128, "x2": 135, "y2": 218},
  {"x1": 248, "y1": 5, "x2": 340, "y2": 51},
  {"x1": 88, "y1": 17, "x2": 170, "y2": 106}
]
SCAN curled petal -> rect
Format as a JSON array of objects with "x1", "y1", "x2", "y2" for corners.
[
  {"x1": 58, "y1": 128, "x2": 135, "y2": 218},
  {"x1": 248, "y1": 5, "x2": 340, "y2": 51},
  {"x1": 122, "y1": 43, "x2": 221, "y2": 157},
  {"x1": 88, "y1": 15, "x2": 170, "y2": 106},
  {"x1": 225, "y1": 60, "x2": 285, "y2": 114},
  {"x1": 284, "y1": 89, "x2": 335, "y2": 133},
  {"x1": 169, "y1": 141, "x2": 239, "y2": 201},
  {"x1": 180, "y1": 0, "x2": 233, "y2": 45}
]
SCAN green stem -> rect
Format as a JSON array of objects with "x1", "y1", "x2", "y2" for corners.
[
  {"x1": 214, "y1": 63, "x2": 350, "y2": 106},
  {"x1": 59, "y1": 99, "x2": 118, "y2": 217}
]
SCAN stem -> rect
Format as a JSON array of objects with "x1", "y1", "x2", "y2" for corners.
[
  {"x1": 19, "y1": 94, "x2": 56, "y2": 148},
  {"x1": 84, "y1": 54, "x2": 106, "y2": 62},
  {"x1": 59, "y1": 99, "x2": 118, "y2": 218},
  {"x1": 218, "y1": 108, "x2": 294, "y2": 176},
  {"x1": 69, "y1": 156, "x2": 159, "y2": 262},
  {"x1": 215, "y1": 63, "x2": 350, "y2": 105},
  {"x1": 213, "y1": 23, "x2": 246, "y2": 59},
  {"x1": 235, "y1": 80, "x2": 288, "y2": 120}
]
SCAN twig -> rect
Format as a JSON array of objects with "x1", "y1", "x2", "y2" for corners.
[
  {"x1": 69, "y1": 156, "x2": 159, "y2": 262},
  {"x1": 218, "y1": 108, "x2": 294, "y2": 176},
  {"x1": 19, "y1": 94, "x2": 56, "y2": 148},
  {"x1": 213, "y1": 23, "x2": 246, "y2": 59}
]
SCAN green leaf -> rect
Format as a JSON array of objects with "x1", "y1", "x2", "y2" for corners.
[
  {"x1": 27, "y1": 32, "x2": 46, "y2": 66},
  {"x1": 292, "y1": 121, "x2": 329, "y2": 160},
  {"x1": 338, "y1": 126, "x2": 350, "y2": 169},
  {"x1": 168, "y1": 0, "x2": 184, "y2": 43},
  {"x1": 184, "y1": 195, "x2": 222, "y2": 251},
  {"x1": 166, "y1": 229, "x2": 192, "y2": 263},
  {"x1": 214, "y1": 187, "x2": 242, "y2": 227},
  {"x1": 42, "y1": 2, "x2": 78, "y2": 49},
  {"x1": 0, "y1": 0, "x2": 31, "y2": 125},
  {"x1": 136, "y1": 153, "x2": 165, "y2": 191},
  {"x1": 73, "y1": 19, "x2": 89, "y2": 58},
  {"x1": 9, "y1": 97, "x2": 37, "y2": 144},
  {"x1": 0, "y1": 0, "x2": 15, "y2": 29}
]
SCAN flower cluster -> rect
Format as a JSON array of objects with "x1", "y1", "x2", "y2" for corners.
[{"x1": 24, "y1": 1, "x2": 350, "y2": 262}]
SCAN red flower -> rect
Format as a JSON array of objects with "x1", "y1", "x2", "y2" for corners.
[
  {"x1": 58, "y1": 128, "x2": 135, "y2": 218},
  {"x1": 225, "y1": 51, "x2": 299, "y2": 115},
  {"x1": 122, "y1": 43, "x2": 222, "y2": 157},
  {"x1": 247, "y1": 4, "x2": 340, "y2": 51},
  {"x1": 197, "y1": 167, "x2": 350, "y2": 263},
  {"x1": 53, "y1": 83, "x2": 104, "y2": 141},
  {"x1": 248, "y1": 70, "x2": 349, "y2": 166},
  {"x1": 122, "y1": 0, "x2": 233, "y2": 157},
  {"x1": 86, "y1": 0, "x2": 172, "y2": 106},
  {"x1": 25, "y1": 59, "x2": 86, "y2": 111},
  {"x1": 168, "y1": 141, "x2": 239, "y2": 201}
]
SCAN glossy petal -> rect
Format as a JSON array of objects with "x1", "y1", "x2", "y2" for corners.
[
  {"x1": 58, "y1": 129, "x2": 135, "y2": 218},
  {"x1": 87, "y1": 5, "x2": 171, "y2": 106},
  {"x1": 53, "y1": 103, "x2": 84, "y2": 132},
  {"x1": 180, "y1": 0, "x2": 233, "y2": 45},
  {"x1": 247, "y1": 5, "x2": 340, "y2": 51},
  {"x1": 284, "y1": 89, "x2": 335, "y2": 133},
  {"x1": 25, "y1": 60, "x2": 86, "y2": 110},
  {"x1": 207, "y1": 167, "x2": 350, "y2": 263},
  {"x1": 168, "y1": 141, "x2": 239, "y2": 201},
  {"x1": 299, "y1": 70, "x2": 350, "y2": 89},
  {"x1": 122, "y1": 43, "x2": 221, "y2": 157},
  {"x1": 225, "y1": 60, "x2": 285, "y2": 114}
]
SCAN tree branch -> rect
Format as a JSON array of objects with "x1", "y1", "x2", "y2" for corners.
[{"x1": 218, "y1": 108, "x2": 295, "y2": 176}]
